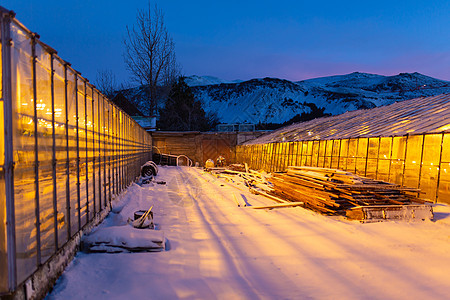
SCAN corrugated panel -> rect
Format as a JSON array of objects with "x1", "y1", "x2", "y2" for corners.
[{"x1": 246, "y1": 94, "x2": 450, "y2": 144}]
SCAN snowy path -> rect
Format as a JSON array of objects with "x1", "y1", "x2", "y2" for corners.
[{"x1": 47, "y1": 166, "x2": 450, "y2": 299}]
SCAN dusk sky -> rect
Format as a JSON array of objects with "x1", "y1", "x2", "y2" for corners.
[{"x1": 3, "y1": 0, "x2": 450, "y2": 86}]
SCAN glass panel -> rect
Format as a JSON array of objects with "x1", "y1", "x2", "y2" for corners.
[
  {"x1": 403, "y1": 135, "x2": 423, "y2": 189},
  {"x1": 295, "y1": 142, "x2": 302, "y2": 166},
  {"x1": 276, "y1": 143, "x2": 283, "y2": 171},
  {"x1": 35, "y1": 44, "x2": 55, "y2": 263},
  {"x1": 379, "y1": 137, "x2": 392, "y2": 160},
  {"x1": 305, "y1": 141, "x2": 312, "y2": 166},
  {"x1": 11, "y1": 24, "x2": 37, "y2": 283},
  {"x1": 53, "y1": 59, "x2": 68, "y2": 247},
  {"x1": 311, "y1": 141, "x2": 319, "y2": 167},
  {"x1": 0, "y1": 31, "x2": 5, "y2": 292},
  {"x1": 389, "y1": 160, "x2": 404, "y2": 185},
  {"x1": 441, "y1": 134, "x2": 450, "y2": 163},
  {"x1": 355, "y1": 138, "x2": 368, "y2": 175},
  {"x1": 389, "y1": 136, "x2": 406, "y2": 185},
  {"x1": 420, "y1": 166, "x2": 438, "y2": 201},
  {"x1": 357, "y1": 138, "x2": 368, "y2": 158},
  {"x1": 377, "y1": 160, "x2": 391, "y2": 182},
  {"x1": 67, "y1": 70, "x2": 78, "y2": 236},
  {"x1": 99, "y1": 96, "x2": 105, "y2": 208},
  {"x1": 288, "y1": 142, "x2": 294, "y2": 167},
  {"x1": 112, "y1": 104, "x2": 117, "y2": 192},
  {"x1": 77, "y1": 80, "x2": 87, "y2": 226},
  {"x1": 391, "y1": 136, "x2": 406, "y2": 160},
  {"x1": 0, "y1": 30, "x2": 7, "y2": 289},
  {"x1": 0, "y1": 170, "x2": 6, "y2": 292},
  {"x1": 419, "y1": 134, "x2": 442, "y2": 201},
  {"x1": 93, "y1": 91, "x2": 100, "y2": 214},
  {"x1": 290, "y1": 142, "x2": 296, "y2": 166},
  {"x1": 438, "y1": 163, "x2": 450, "y2": 205},
  {"x1": 332, "y1": 140, "x2": 340, "y2": 157},
  {"x1": 365, "y1": 158, "x2": 378, "y2": 179},
  {"x1": 86, "y1": 86, "x2": 94, "y2": 220},
  {"x1": 338, "y1": 139, "x2": 349, "y2": 170},
  {"x1": 422, "y1": 134, "x2": 442, "y2": 166},
  {"x1": 368, "y1": 138, "x2": 379, "y2": 158},
  {"x1": 105, "y1": 101, "x2": 111, "y2": 204},
  {"x1": 278, "y1": 143, "x2": 284, "y2": 171},
  {"x1": 347, "y1": 139, "x2": 357, "y2": 172}
]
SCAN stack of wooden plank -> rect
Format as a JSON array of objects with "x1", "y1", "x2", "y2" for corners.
[{"x1": 270, "y1": 166, "x2": 429, "y2": 215}]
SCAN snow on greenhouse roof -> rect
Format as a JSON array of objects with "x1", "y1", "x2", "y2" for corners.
[{"x1": 244, "y1": 93, "x2": 450, "y2": 144}]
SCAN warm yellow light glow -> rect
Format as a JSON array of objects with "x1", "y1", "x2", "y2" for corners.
[{"x1": 437, "y1": 124, "x2": 450, "y2": 131}]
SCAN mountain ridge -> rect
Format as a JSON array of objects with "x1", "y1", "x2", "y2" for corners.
[
  {"x1": 186, "y1": 72, "x2": 450, "y2": 124},
  {"x1": 118, "y1": 72, "x2": 450, "y2": 125}
]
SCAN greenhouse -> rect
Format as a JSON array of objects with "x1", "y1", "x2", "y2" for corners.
[
  {"x1": 237, "y1": 93, "x2": 450, "y2": 205},
  {"x1": 0, "y1": 7, "x2": 152, "y2": 295}
]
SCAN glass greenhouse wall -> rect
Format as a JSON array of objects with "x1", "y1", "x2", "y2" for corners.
[
  {"x1": 237, "y1": 94, "x2": 450, "y2": 206},
  {"x1": 0, "y1": 8, "x2": 152, "y2": 294}
]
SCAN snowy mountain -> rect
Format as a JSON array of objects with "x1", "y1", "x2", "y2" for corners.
[
  {"x1": 187, "y1": 72, "x2": 450, "y2": 124},
  {"x1": 118, "y1": 72, "x2": 450, "y2": 124},
  {"x1": 184, "y1": 75, "x2": 243, "y2": 87}
]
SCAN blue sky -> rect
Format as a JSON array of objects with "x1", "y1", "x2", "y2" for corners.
[{"x1": 3, "y1": 0, "x2": 450, "y2": 85}]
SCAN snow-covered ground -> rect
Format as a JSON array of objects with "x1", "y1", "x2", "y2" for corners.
[{"x1": 47, "y1": 166, "x2": 450, "y2": 299}]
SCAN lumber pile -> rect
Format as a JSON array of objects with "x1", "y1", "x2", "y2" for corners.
[
  {"x1": 270, "y1": 166, "x2": 429, "y2": 216},
  {"x1": 228, "y1": 164, "x2": 247, "y2": 172}
]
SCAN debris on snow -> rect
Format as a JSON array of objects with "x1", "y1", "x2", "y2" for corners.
[{"x1": 81, "y1": 226, "x2": 165, "y2": 253}]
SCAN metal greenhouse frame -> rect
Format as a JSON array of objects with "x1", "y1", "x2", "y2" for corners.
[
  {"x1": 237, "y1": 94, "x2": 450, "y2": 206},
  {"x1": 0, "y1": 7, "x2": 152, "y2": 294}
]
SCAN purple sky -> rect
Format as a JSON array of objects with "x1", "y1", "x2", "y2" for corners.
[{"x1": 3, "y1": 0, "x2": 450, "y2": 85}]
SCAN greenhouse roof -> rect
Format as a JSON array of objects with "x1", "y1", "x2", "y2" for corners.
[{"x1": 244, "y1": 93, "x2": 450, "y2": 144}]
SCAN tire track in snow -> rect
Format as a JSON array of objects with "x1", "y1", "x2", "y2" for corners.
[
  {"x1": 185, "y1": 168, "x2": 364, "y2": 299},
  {"x1": 187, "y1": 167, "x2": 450, "y2": 299},
  {"x1": 171, "y1": 167, "x2": 260, "y2": 299}
]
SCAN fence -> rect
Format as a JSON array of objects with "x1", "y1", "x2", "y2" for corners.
[
  {"x1": 237, "y1": 132, "x2": 450, "y2": 205},
  {"x1": 0, "y1": 8, "x2": 152, "y2": 294}
]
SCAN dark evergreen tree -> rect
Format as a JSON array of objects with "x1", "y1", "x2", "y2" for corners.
[{"x1": 158, "y1": 77, "x2": 218, "y2": 131}]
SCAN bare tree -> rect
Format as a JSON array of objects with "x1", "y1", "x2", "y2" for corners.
[
  {"x1": 124, "y1": 3, "x2": 179, "y2": 116},
  {"x1": 95, "y1": 69, "x2": 118, "y2": 99}
]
